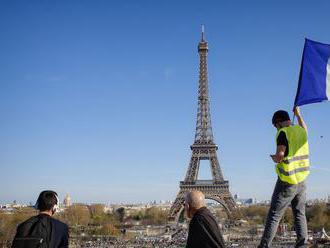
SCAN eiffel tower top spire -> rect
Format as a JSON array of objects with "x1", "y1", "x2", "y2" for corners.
[
  {"x1": 193, "y1": 25, "x2": 215, "y2": 147},
  {"x1": 201, "y1": 24, "x2": 205, "y2": 41}
]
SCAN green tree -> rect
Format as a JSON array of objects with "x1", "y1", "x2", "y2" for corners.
[
  {"x1": 89, "y1": 204, "x2": 106, "y2": 225},
  {"x1": 131, "y1": 210, "x2": 145, "y2": 221},
  {"x1": 61, "y1": 204, "x2": 91, "y2": 226},
  {"x1": 240, "y1": 205, "x2": 268, "y2": 225},
  {"x1": 143, "y1": 207, "x2": 168, "y2": 225},
  {"x1": 306, "y1": 203, "x2": 329, "y2": 231}
]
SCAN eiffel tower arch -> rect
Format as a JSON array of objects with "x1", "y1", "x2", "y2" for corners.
[{"x1": 168, "y1": 26, "x2": 236, "y2": 222}]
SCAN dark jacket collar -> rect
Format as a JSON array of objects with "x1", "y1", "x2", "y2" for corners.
[{"x1": 193, "y1": 206, "x2": 208, "y2": 217}]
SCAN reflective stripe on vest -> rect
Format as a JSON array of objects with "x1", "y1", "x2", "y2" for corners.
[
  {"x1": 282, "y1": 155, "x2": 309, "y2": 164},
  {"x1": 275, "y1": 125, "x2": 310, "y2": 185},
  {"x1": 277, "y1": 165, "x2": 310, "y2": 176}
]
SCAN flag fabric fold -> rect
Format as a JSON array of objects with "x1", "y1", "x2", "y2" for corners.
[{"x1": 294, "y1": 39, "x2": 330, "y2": 106}]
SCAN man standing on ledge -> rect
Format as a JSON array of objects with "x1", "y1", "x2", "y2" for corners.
[
  {"x1": 258, "y1": 106, "x2": 310, "y2": 248},
  {"x1": 185, "y1": 190, "x2": 226, "y2": 248},
  {"x1": 12, "y1": 190, "x2": 69, "y2": 248}
]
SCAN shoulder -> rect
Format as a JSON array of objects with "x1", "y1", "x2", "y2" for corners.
[
  {"x1": 15, "y1": 216, "x2": 40, "y2": 236},
  {"x1": 193, "y1": 207, "x2": 214, "y2": 224},
  {"x1": 277, "y1": 130, "x2": 288, "y2": 144},
  {"x1": 20, "y1": 215, "x2": 38, "y2": 224},
  {"x1": 287, "y1": 125, "x2": 307, "y2": 136},
  {"x1": 17, "y1": 216, "x2": 38, "y2": 230},
  {"x1": 287, "y1": 125, "x2": 305, "y2": 132},
  {"x1": 277, "y1": 130, "x2": 287, "y2": 139},
  {"x1": 294, "y1": 124, "x2": 307, "y2": 132},
  {"x1": 51, "y1": 218, "x2": 69, "y2": 230}
]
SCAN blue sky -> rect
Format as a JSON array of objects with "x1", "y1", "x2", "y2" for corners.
[{"x1": 1, "y1": 0, "x2": 330, "y2": 204}]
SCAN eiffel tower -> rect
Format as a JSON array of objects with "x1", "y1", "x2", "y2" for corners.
[{"x1": 168, "y1": 26, "x2": 236, "y2": 221}]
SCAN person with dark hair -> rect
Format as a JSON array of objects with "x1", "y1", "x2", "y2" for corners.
[
  {"x1": 12, "y1": 190, "x2": 69, "y2": 248},
  {"x1": 185, "y1": 190, "x2": 226, "y2": 248},
  {"x1": 258, "y1": 107, "x2": 310, "y2": 248}
]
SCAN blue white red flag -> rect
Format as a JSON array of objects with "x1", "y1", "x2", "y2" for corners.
[{"x1": 294, "y1": 39, "x2": 330, "y2": 106}]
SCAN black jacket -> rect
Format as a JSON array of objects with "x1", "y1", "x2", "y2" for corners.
[
  {"x1": 186, "y1": 207, "x2": 226, "y2": 248},
  {"x1": 13, "y1": 214, "x2": 69, "y2": 248}
]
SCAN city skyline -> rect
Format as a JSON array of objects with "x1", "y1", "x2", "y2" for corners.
[{"x1": 1, "y1": 1, "x2": 330, "y2": 204}]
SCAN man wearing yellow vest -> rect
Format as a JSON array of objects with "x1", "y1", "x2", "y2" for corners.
[{"x1": 258, "y1": 106, "x2": 309, "y2": 248}]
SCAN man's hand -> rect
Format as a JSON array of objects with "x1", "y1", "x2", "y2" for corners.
[
  {"x1": 293, "y1": 106, "x2": 307, "y2": 130},
  {"x1": 271, "y1": 145, "x2": 286, "y2": 163}
]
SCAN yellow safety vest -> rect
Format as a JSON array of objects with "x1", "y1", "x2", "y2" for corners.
[{"x1": 275, "y1": 125, "x2": 310, "y2": 185}]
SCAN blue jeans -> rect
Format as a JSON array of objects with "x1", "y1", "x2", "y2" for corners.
[{"x1": 258, "y1": 179, "x2": 308, "y2": 248}]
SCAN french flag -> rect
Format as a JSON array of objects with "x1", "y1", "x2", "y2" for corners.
[{"x1": 294, "y1": 39, "x2": 330, "y2": 106}]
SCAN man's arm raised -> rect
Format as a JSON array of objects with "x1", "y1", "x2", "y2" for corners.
[{"x1": 294, "y1": 106, "x2": 307, "y2": 131}]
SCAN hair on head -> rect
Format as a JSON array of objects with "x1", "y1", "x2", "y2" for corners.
[
  {"x1": 272, "y1": 110, "x2": 290, "y2": 125},
  {"x1": 35, "y1": 190, "x2": 58, "y2": 211}
]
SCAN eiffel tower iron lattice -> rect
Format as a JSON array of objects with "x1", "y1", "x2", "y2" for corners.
[{"x1": 168, "y1": 27, "x2": 236, "y2": 222}]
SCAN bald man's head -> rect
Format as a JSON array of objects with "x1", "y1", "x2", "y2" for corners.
[
  {"x1": 185, "y1": 190, "x2": 206, "y2": 210},
  {"x1": 184, "y1": 191, "x2": 206, "y2": 218}
]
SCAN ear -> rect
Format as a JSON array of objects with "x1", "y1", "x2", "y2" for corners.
[
  {"x1": 185, "y1": 203, "x2": 191, "y2": 217},
  {"x1": 52, "y1": 195, "x2": 60, "y2": 214}
]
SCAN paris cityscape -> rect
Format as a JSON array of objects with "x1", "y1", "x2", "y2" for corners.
[
  {"x1": 1, "y1": 194, "x2": 330, "y2": 247},
  {"x1": 1, "y1": 1, "x2": 330, "y2": 248}
]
